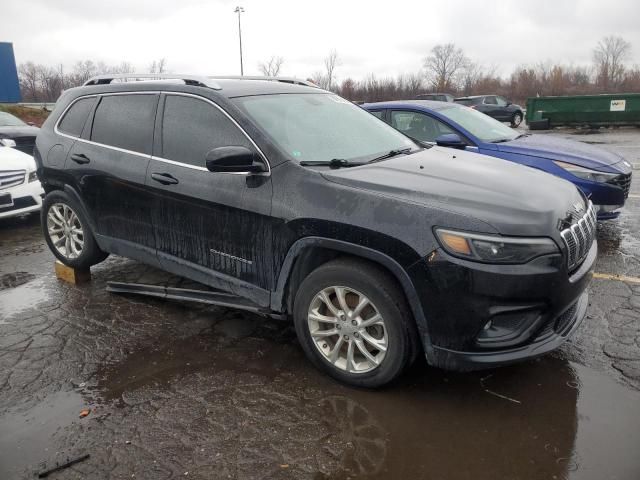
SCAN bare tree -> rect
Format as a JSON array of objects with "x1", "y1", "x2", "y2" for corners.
[
  {"x1": 310, "y1": 71, "x2": 328, "y2": 89},
  {"x1": 19, "y1": 63, "x2": 40, "y2": 101},
  {"x1": 258, "y1": 56, "x2": 284, "y2": 76},
  {"x1": 593, "y1": 36, "x2": 631, "y2": 91},
  {"x1": 71, "y1": 60, "x2": 98, "y2": 84},
  {"x1": 323, "y1": 49, "x2": 340, "y2": 90},
  {"x1": 423, "y1": 43, "x2": 468, "y2": 92},
  {"x1": 150, "y1": 58, "x2": 167, "y2": 74},
  {"x1": 402, "y1": 73, "x2": 424, "y2": 97}
]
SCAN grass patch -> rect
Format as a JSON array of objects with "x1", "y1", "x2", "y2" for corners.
[{"x1": 0, "y1": 104, "x2": 50, "y2": 127}]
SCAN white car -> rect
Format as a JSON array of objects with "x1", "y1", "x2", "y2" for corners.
[{"x1": 0, "y1": 145, "x2": 44, "y2": 219}]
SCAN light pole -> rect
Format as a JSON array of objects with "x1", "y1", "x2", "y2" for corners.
[{"x1": 234, "y1": 6, "x2": 245, "y2": 76}]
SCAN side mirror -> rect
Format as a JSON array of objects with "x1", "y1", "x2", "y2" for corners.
[
  {"x1": 27, "y1": 122, "x2": 36, "y2": 126},
  {"x1": 435, "y1": 134, "x2": 467, "y2": 150},
  {"x1": 205, "y1": 146, "x2": 267, "y2": 174}
]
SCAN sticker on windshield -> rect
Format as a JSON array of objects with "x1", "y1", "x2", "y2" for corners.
[{"x1": 610, "y1": 99, "x2": 626, "y2": 111}]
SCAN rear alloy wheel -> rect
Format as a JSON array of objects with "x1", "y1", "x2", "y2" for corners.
[
  {"x1": 294, "y1": 258, "x2": 416, "y2": 388},
  {"x1": 47, "y1": 203, "x2": 85, "y2": 260},
  {"x1": 41, "y1": 191, "x2": 109, "y2": 269},
  {"x1": 511, "y1": 112, "x2": 523, "y2": 127}
]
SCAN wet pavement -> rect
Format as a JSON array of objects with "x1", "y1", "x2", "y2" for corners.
[{"x1": 1, "y1": 128, "x2": 640, "y2": 479}]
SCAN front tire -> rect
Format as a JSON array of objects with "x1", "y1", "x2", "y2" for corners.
[
  {"x1": 293, "y1": 258, "x2": 416, "y2": 388},
  {"x1": 510, "y1": 111, "x2": 523, "y2": 127},
  {"x1": 41, "y1": 190, "x2": 108, "y2": 269}
]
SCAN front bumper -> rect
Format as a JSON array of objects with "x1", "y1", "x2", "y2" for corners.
[
  {"x1": 0, "y1": 179, "x2": 44, "y2": 219},
  {"x1": 408, "y1": 239, "x2": 596, "y2": 371},
  {"x1": 431, "y1": 291, "x2": 588, "y2": 370}
]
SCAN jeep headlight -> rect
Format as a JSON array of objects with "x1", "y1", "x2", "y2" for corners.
[
  {"x1": 553, "y1": 161, "x2": 618, "y2": 183},
  {"x1": 435, "y1": 228, "x2": 559, "y2": 264}
]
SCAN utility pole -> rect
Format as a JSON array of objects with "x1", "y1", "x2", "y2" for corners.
[{"x1": 234, "y1": 6, "x2": 245, "y2": 76}]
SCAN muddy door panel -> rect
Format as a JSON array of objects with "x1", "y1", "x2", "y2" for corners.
[
  {"x1": 149, "y1": 93, "x2": 274, "y2": 300},
  {"x1": 148, "y1": 160, "x2": 274, "y2": 294}
]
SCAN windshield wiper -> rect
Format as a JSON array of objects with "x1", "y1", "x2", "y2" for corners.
[
  {"x1": 299, "y1": 158, "x2": 366, "y2": 169},
  {"x1": 367, "y1": 147, "x2": 414, "y2": 164},
  {"x1": 299, "y1": 147, "x2": 415, "y2": 169}
]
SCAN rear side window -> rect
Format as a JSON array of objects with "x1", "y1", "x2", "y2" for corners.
[
  {"x1": 91, "y1": 94, "x2": 157, "y2": 154},
  {"x1": 161, "y1": 95, "x2": 252, "y2": 166},
  {"x1": 390, "y1": 110, "x2": 454, "y2": 142},
  {"x1": 369, "y1": 110, "x2": 385, "y2": 120},
  {"x1": 58, "y1": 97, "x2": 95, "y2": 137},
  {"x1": 454, "y1": 98, "x2": 474, "y2": 106}
]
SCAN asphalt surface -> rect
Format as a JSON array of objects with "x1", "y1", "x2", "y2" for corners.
[{"x1": 1, "y1": 127, "x2": 640, "y2": 479}]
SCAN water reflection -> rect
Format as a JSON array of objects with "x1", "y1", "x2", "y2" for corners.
[{"x1": 90, "y1": 322, "x2": 581, "y2": 480}]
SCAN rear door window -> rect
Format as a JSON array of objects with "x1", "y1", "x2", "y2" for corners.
[
  {"x1": 161, "y1": 94, "x2": 252, "y2": 167},
  {"x1": 483, "y1": 96, "x2": 498, "y2": 105},
  {"x1": 91, "y1": 94, "x2": 158, "y2": 154},
  {"x1": 390, "y1": 110, "x2": 454, "y2": 143},
  {"x1": 58, "y1": 97, "x2": 96, "y2": 137}
]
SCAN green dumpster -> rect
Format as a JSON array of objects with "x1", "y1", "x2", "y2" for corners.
[{"x1": 525, "y1": 93, "x2": 640, "y2": 130}]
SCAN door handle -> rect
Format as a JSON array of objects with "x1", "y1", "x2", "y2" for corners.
[
  {"x1": 70, "y1": 153, "x2": 90, "y2": 164},
  {"x1": 151, "y1": 172, "x2": 179, "y2": 185}
]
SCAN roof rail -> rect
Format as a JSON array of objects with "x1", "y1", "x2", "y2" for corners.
[
  {"x1": 210, "y1": 76, "x2": 319, "y2": 88},
  {"x1": 83, "y1": 73, "x2": 222, "y2": 90}
]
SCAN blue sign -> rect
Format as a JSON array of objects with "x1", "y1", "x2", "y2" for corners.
[{"x1": 0, "y1": 42, "x2": 21, "y2": 103}]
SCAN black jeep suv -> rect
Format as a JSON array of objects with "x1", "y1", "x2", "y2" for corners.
[{"x1": 35, "y1": 74, "x2": 596, "y2": 387}]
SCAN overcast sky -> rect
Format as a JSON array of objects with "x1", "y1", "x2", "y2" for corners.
[{"x1": 3, "y1": 0, "x2": 640, "y2": 81}]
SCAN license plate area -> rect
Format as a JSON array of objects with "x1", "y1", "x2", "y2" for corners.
[{"x1": 0, "y1": 192, "x2": 13, "y2": 208}]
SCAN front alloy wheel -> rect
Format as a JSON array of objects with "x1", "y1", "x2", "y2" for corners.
[
  {"x1": 308, "y1": 286, "x2": 388, "y2": 373},
  {"x1": 47, "y1": 203, "x2": 85, "y2": 259},
  {"x1": 294, "y1": 259, "x2": 416, "y2": 387}
]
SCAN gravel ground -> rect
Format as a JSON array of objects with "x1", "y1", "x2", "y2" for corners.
[{"x1": 1, "y1": 127, "x2": 639, "y2": 479}]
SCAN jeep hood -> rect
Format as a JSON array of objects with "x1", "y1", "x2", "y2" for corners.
[
  {"x1": 321, "y1": 147, "x2": 585, "y2": 237},
  {"x1": 496, "y1": 134, "x2": 623, "y2": 169}
]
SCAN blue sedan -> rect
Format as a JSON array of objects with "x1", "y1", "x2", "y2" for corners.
[{"x1": 363, "y1": 100, "x2": 633, "y2": 219}]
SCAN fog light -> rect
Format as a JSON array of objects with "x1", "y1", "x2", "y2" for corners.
[{"x1": 476, "y1": 308, "x2": 543, "y2": 349}]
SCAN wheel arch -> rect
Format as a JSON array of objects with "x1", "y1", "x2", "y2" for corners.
[{"x1": 272, "y1": 236, "x2": 435, "y2": 361}]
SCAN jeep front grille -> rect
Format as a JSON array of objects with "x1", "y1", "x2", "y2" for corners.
[
  {"x1": 0, "y1": 170, "x2": 26, "y2": 190},
  {"x1": 560, "y1": 201, "x2": 597, "y2": 271}
]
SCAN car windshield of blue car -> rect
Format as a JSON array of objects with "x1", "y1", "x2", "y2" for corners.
[
  {"x1": 438, "y1": 106, "x2": 519, "y2": 143},
  {"x1": 0, "y1": 112, "x2": 27, "y2": 127},
  {"x1": 233, "y1": 93, "x2": 418, "y2": 163}
]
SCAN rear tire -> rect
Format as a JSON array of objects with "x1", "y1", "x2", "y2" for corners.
[
  {"x1": 293, "y1": 258, "x2": 416, "y2": 388},
  {"x1": 41, "y1": 190, "x2": 108, "y2": 269},
  {"x1": 510, "y1": 112, "x2": 523, "y2": 127}
]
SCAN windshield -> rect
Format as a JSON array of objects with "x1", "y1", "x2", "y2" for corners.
[
  {"x1": 232, "y1": 93, "x2": 417, "y2": 163},
  {"x1": 438, "y1": 105, "x2": 519, "y2": 143},
  {"x1": 0, "y1": 112, "x2": 27, "y2": 127}
]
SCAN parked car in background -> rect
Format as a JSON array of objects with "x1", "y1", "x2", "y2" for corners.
[
  {"x1": 0, "y1": 145, "x2": 44, "y2": 219},
  {"x1": 454, "y1": 95, "x2": 524, "y2": 127},
  {"x1": 416, "y1": 93, "x2": 454, "y2": 102},
  {"x1": 0, "y1": 111, "x2": 40, "y2": 155},
  {"x1": 363, "y1": 100, "x2": 633, "y2": 219}
]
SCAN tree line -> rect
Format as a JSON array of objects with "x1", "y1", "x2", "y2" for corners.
[{"x1": 16, "y1": 36, "x2": 639, "y2": 105}]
